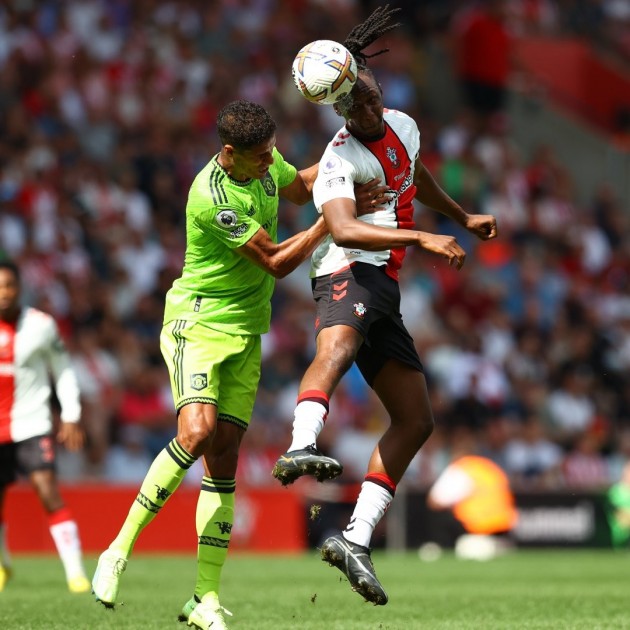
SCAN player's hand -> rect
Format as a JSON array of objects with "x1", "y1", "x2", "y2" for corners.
[
  {"x1": 354, "y1": 178, "x2": 393, "y2": 217},
  {"x1": 464, "y1": 214, "x2": 498, "y2": 240},
  {"x1": 57, "y1": 422, "x2": 85, "y2": 452},
  {"x1": 417, "y1": 232, "x2": 466, "y2": 269}
]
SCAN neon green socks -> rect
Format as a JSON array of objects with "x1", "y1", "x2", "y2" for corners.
[
  {"x1": 110, "y1": 439, "x2": 196, "y2": 557},
  {"x1": 194, "y1": 477, "x2": 235, "y2": 598}
]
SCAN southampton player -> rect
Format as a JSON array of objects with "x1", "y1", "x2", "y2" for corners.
[
  {"x1": 91, "y1": 100, "x2": 387, "y2": 629},
  {"x1": 0, "y1": 260, "x2": 90, "y2": 594},
  {"x1": 272, "y1": 5, "x2": 498, "y2": 605}
]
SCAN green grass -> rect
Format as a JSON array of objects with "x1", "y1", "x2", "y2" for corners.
[{"x1": 0, "y1": 550, "x2": 628, "y2": 629}]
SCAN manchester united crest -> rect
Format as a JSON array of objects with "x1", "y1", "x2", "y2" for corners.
[
  {"x1": 190, "y1": 373, "x2": 208, "y2": 391},
  {"x1": 261, "y1": 173, "x2": 276, "y2": 197}
]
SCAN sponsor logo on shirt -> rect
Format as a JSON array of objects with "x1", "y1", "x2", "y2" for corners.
[
  {"x1": 229, "y1": 223, "x2": 249, "y2": 239},
  {"x1": 325, "y1": 176, "x2": 345, "y2": 187},
  {"x1": 399, "y1": 172, "x2": 413, "y2": 195},
  {"x1": 261, "y1": 214, "x2": 277, "y2": 233}
]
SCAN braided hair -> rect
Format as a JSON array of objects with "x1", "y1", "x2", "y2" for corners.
[
  {"x1": 343, "y1": 4, "x2": 402, "y2": 70},
  {"x1": 335, "y1": 5, "x2": 401, "y2": 115}
]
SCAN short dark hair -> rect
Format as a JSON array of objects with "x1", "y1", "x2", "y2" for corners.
[
  {"x1": 217, "y1": 100, "x2": 277, "y2": 150},
  {"x1": 0, "y1": 259, "x2": 19, "y2": 281}
]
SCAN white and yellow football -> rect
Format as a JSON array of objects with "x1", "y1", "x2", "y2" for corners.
[{"x1": 291, "y1": 39, "x2": 358, "y2": 105}]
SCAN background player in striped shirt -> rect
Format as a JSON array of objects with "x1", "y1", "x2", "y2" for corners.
[
  {"x1": 0, "y1": 259, "x2": 90, "y2": 593},
  {"x1": 272, "y1": 5, "x2": 498, "y2": 605},
  {"x1": 91, "y1": 100, "x2": 387, "y2": 629}
]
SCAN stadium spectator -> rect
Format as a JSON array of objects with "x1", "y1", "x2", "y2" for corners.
[
  {"x1": 69, "y1": 324, "x2": 122, "y2": 475},
  {"x1": 562, "y1": 430, "x2": 611, "y2": 489},
  {"x1": 503, "y1": 414, "x2": 564, "y2": 488},
  {"x1": 0, "y1": 259, "x2": 90, "y2": 593},
  {"x1": 114, "y1": 362, "x2": 175, "y2": 460},
  {"x1": 450, "y1": 0, "x2": 514, "y2": 130},
  {"x1": 91, "y1": 99, "x2": 387, "y2": 629},
  {"x1": 271, "y1": 6, "x2": 497, "y2": 606},
  {"x1": 543, "y1": 363, "x2": 598, "y2": 448}
]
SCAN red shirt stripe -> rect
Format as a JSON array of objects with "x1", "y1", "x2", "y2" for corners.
[
  {"x1": 361, "y1": 122, "x2": 416, "y2": 281},
  {"x1": 0, "y1": 320, "x2": 17, "y2": 443}
]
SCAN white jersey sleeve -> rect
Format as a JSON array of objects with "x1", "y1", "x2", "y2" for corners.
[
  {"x1": 45, "y1": 319, "x2": 81, "y2": 424},
  {"x1": 313, "y1": 150, "x2": 358, "y2": 211}
]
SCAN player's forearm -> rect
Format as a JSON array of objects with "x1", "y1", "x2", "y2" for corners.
[
  {"x1": 283, "y1": 163, "x2": 319, "y2": 205},
  {"x1": 414, "y1": 163, "x2": 468, "y2": 226},
  {"x1": 298, "y1": 163, "x2": 319, "y2": 195},
  {"x1": 329, "y1": 218, "x2": 420, "y2": 251},
  {"x1": 271, "y1": 216, "x2": 328, "y2": 278}
]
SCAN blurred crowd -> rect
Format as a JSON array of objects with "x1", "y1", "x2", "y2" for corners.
[{"x1": 1, "y1": 0, "x2": 630, "y2": 493}]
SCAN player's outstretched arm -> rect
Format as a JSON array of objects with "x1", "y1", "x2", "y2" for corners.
[
  {"x1": 323, "y1": 197, "x2": 465, "y2": 268},
  {"x1": 236, "y1": 219, "x2": 328, "y2": 279},
  {"x1": 413, "y1": 160, "x2": 497, "y2": 240},
  {"x1": 416, "y1": 231, "x2": 466, "y2": 270}
]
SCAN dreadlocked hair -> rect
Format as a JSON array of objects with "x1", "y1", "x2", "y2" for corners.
[{"x1": 342, "y1": 4, "x2": 402, "y2": 69}]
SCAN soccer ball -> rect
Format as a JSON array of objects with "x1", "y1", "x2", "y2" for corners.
[{"x1": 291, "y1": 39, "x2": 358, "y2": 105}]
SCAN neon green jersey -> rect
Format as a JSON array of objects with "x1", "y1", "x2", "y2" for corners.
[{"x1": 164, "y1": 148, "x2": 297, "y2": 335}]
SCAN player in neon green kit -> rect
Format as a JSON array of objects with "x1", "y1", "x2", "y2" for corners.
[
  {"x1": 92, "y1": 100, "x2": 386, "y2": 629},
  {"x1": 606, "y1": 460, "x2": 630, "y2": 549}
]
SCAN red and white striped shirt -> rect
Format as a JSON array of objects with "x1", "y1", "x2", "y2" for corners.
[
  {"x1": 0, "y1": 307, "x2": 81, "y2": 443},
  {"x1": 311, "y1": 108, "x2": 420, "y2": 281}
]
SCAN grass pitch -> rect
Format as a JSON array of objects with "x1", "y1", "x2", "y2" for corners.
[{"x1": 0, "y1": 549, "x2": 627, "y2": 629}]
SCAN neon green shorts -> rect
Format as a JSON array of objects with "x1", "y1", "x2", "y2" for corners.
[{"x1": 160, "y1": 320, "x2": 261, "y2": 429}]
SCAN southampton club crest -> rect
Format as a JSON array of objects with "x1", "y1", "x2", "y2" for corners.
[
  {"x1": 353, "y1": 302, "x2": 367, "y2": 320},
  {"x1": 190, "y1": 373, "x2": 208, "y2": 391},
  {"x1": 386, "y1": 146, "x2": 400, "y2": 169}
]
